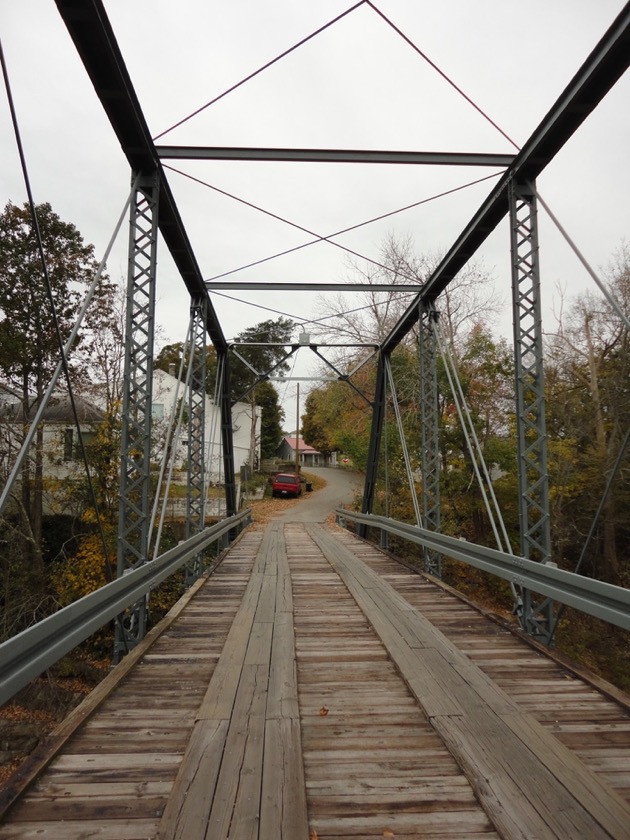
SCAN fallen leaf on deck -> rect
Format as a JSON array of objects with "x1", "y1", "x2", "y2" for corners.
[
  {"x1": 310, "y1": 831, "x2": 318, "y2": 840},
  {"x1": 319, "y1": 706, "x2": 329, "y2": 716},
  {"x1": 383, "y1": 830, "x2": 395, "y2": 837}
]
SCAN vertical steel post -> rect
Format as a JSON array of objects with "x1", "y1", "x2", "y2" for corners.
[
  {"x1": 218, "y1": 349, "x2": 237, "y2": 518},
  {"x1": 509, "y1": 179, "x2": 554, "y2": 643},
  {"x1": 114, "y1": 172, "x2": 159, "y2": 660},
  {"x1": 185, "y1": 297, "x2": 207, "y2": 585},
  {"x1": 359, "y1": 351, "x2": 387, "y2": 538},
  {"x1": 419, "y1": 302, "x2": 441, "y2": 576}
]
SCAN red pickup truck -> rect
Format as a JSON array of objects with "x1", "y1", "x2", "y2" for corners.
[{"x1": 271, "y1": 472, "x2": 302, "y2": 498}]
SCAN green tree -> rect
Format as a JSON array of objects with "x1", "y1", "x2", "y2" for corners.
[
  {"x1": 229, "y1": 318, "x2": 294, "y2": 468},
  {"x1": 256, "y1": 380, "x2": 285, "y2": 459},
  {"x1": 0, "y1": 201, "x2": 109, "y2": 577},
  {"x1": 546, "y1": 248, "x2": 630, "y2": 582},
  {"x1": 155, "y1": 341, "x2": 219, "y2": 396},
  {"x1": 229, "y1": 317, "x2": 295, "y2": 400}
]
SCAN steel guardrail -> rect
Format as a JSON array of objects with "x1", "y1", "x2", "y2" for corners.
[
  {"x1": 0, "y1": 509, "x2": 251, "y2": 705},
  {"x1": 336, "y1": 509, "x2": 630, "y2": 631}
]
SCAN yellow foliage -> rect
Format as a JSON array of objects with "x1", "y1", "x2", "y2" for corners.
[{"x1": 52, "y1": 532, "x2": 111, "y2": 606}]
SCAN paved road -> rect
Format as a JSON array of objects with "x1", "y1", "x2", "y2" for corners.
[{"x1": 273, "y1": 467, "x2": 363, "y2": 523}]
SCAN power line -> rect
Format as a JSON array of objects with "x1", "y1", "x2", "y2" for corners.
[
  {"x1": 365, "y1": 1, "x2": 520, "y2": 151},
  {"x1": 165, "y1": 163, "x2": 501, "y2": 282},
  {"x1": 152, "y1": 1, "x2": 367, "y2": 141}
]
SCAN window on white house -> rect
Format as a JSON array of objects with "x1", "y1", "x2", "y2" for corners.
[{"x1": 63, "y1": 428, "x2": 73, "y2": 461}]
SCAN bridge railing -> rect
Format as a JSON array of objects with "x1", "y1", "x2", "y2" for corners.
[
  {"x1": 0, "y1": 509, "x2": 251, "y2": 706},
  {"x1": 336, "y1": 509, "x2": 630, "y2": 632}
]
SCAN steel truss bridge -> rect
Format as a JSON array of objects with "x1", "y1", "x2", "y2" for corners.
[{"x1": 1, "y1": 2, "x2": 630, "y2": 837}]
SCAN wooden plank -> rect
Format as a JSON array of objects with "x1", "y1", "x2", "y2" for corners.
[
  {"x1": 158, "y1": 524, "x2": 309, "y2": 840},
  {"x1": 260, "y1": 718, "x2": 310, "y2": 839},
  {"x1": 206, "y1": 665, "x2": 268, "y2": 840},
  {"x1": 288, "y1": 526, "x2": 499, "y2": 840},
  {"x1": 433, "y1": 709, "x2": 616, "y2": 840},
  {"x1": 267, "y1": 611, "x2": 300, "y2": 721},
  {"x1": 0, "y1": 820, "x2": 160, "y2": 839},
  {"x1": 156, "y1": 719, "x2": 228, "y2": 840},
  {"x1": 195, "y1": 575, "x2": 264, "y2": 720}
]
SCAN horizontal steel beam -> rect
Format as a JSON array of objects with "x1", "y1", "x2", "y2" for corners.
[
  {"x1": 269, "y1": 376, "x2": 340, "y2": 382},
  {"x1": 337, "y1": 510, "x2": 630, "y2": 630},
  {"x1": 229, "y1": 341, "x2": 380, "y2": 348},
  {"x1": 209, "y1": 281, "x2": 419, "y2": 292},
  {"x1": 0, "y1": 511, "x2": 251, "y2": 706},
  {"x1": 157, "y1": 146, "x2": 514, "y2": 167},
  {"x1": 382, "y1": 2, "x2": 630, "y2": 352}
]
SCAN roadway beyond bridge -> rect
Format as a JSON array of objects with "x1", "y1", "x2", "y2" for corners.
[{"x1": 1, "y1": 485, "x2": 630, "y2": 839}]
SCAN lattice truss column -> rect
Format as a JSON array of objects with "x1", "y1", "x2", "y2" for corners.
[
  {"x1": 509, "y1": 179, "x2": 554, "y2": 642},
  {"x1": 419, "y1": 302, "x2": 441, "y2": 577},
  {"x1": 185, "y1": 297, "x2": 208, "y2": 585},
  {"x1": 115, "y1": 173, "x2": 159, "y2": 660}
]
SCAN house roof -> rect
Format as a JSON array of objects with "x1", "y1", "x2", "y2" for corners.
[
  {"x1": 282, "y1": 435, "x2": 320, "y2": 455},
  {"x1": 0, "y1": 392, "x2": 106, "y2": 423}
]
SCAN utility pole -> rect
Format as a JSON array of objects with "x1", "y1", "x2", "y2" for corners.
[{"x1": 295, "y1": 383, "x2": 300, "y2": 474}]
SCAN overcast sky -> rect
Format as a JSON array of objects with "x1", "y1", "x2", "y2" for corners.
[{"x1": 2, "y1": 1, "x2": 629, "y2": 426}]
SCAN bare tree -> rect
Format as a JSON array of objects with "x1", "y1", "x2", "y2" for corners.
[{"x1": 315, "y1": 233, "x2": 503, "y2": 350}]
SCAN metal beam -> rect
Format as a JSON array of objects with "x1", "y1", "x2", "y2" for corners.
[
  {"x1": 418, "y1": 303, "x2": 441, "y2": 577},
  {"x1": 157, "y1": 146, "x2": 514, "y2": 167},
  {"x1": 114, "y1": 173, "x2": 159, "y2": 659},
  {"x1": 229, "y1": 341, "x2": 380, "y2": 349},
  {"x1": 509, "y1": 180, "x2": 554, "y2": 642},
  {"x1": 0, "y1": 512, "x2": 252, "y2": 707},
  {"x1": 186, "y1": 298, "x2": 208, "y2": 585},
  {"x1": 337, "y1": 511, "x2": 630, "y2": 631},
  {"x1": 54, "y1": 0, "x2": 228, "y2": 352},
  {"x1": 382, "y1": 2, "x2": 630, "y2": 352},
  {"x1": 360, "y1": 352, "x2": 387, "y2": 538},
  {"x1": 208, "y1": 282, "x2": 420, "y2": 292}
]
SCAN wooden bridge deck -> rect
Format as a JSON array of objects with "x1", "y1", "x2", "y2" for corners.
[{"x1": 2, "y1": 521, "x2": 630, "y2": 839}]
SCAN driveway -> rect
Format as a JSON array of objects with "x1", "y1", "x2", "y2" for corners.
[{"x1": 273, "y1": 467, "x2": 363, "y2": 523}]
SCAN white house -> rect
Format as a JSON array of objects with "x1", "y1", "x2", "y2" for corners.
[
  {"x1": 0, "y1": 387, "x2": 106, "y2": 515},
  {"x1": 151, "y1": 369, "x2": 261, "y2": 483}
]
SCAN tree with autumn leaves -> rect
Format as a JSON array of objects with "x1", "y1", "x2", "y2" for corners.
[{"x1": 302, "y1": 238, "x2": 630, "y2": 592}]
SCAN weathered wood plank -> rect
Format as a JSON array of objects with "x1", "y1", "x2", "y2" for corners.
[
  {"x1": 260, "y1": 718, "x2": 309, "y2": 839},
  {"x1": 156, "y1": 719, "x2": 228, "y2": 840},
  {"x1": 0, "y1": 820, "x2": 160, "y2": 839}
]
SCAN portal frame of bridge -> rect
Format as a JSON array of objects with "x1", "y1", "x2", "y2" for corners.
[{"x1": 51, "y1": 0, "x2": 630, "y2": 654}]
